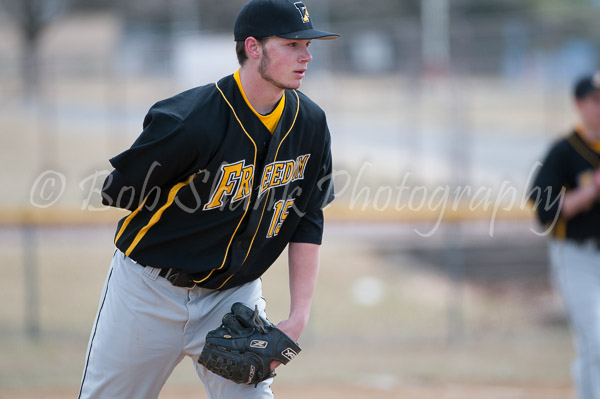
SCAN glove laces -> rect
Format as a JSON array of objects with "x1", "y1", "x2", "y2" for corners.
[{"x1": 252, "y1": 305, "x2": 267, "y2": 334}]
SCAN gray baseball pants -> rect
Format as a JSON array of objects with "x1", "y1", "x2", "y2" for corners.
[
  {"x1": 78, "y1": 249, "x2": 274, "y2": 399},
  {"x1": 549, "y1": 239, "x2": 600, "y2": 399}
]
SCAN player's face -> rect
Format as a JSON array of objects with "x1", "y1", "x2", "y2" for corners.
[
  {"x1": 258, "y1": 37, "x2": 313, "y2": 90},
  {"x1": 577, "y1": 91, "x2": 600, "y2": 133}
]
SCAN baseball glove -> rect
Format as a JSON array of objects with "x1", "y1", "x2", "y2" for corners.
[{"x1": 198, "y1": 302, "x2": 301, "y2": 387}]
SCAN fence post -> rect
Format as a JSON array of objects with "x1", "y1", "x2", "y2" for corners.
[
  {"x1": 444, "y1": 223, "x2": 465, "y2": 345},
  {"x1": 22, "y1": 222, "x2": 40, "y2": 340}
]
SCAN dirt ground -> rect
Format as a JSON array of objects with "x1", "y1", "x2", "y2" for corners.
[
  {"x1": 165, "y1": 383, "x2": 575, "y2": 399},
  {"x1": 0, "y1": 383, "x2": 574, "y2": 399},
  {"x1": 0, "y1": 221, "x2": 576, "y2": 399},
  {"x1": 0, "y1": 27, "x2": 582, "y2": 399}
]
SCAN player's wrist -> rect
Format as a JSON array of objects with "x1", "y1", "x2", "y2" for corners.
[
  {"x1": 582, "y1": 184, "x2": 599, "y2": 204},
  {"x1": 288, "y1": 310, "x2": 310, "y2": 329},
  {"x1": 277, "y1": 317, "x2": 306, "y2": 342}
]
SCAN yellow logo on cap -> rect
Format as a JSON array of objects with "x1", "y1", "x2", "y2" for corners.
[{"x1": 294, "y1": 2, "x2": 310, "y2": 23}]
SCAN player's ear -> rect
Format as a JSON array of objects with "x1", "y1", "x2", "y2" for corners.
[{"x1": 245, "y1": 37, "x2": 262, "y2": 61}]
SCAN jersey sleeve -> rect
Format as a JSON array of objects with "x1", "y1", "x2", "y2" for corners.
[
  {"x1": 102, "y1": 108, "x2": 199, "y2": 209},
  {"x1": 289, "y1": 209, "x2": 324, "y2": 244},
  {"x1": 529, "y1": 141, "x2": 568, "y2": 226},
  {"x1": 305, "y1": 127, "x2": 335, "y2": 213}
]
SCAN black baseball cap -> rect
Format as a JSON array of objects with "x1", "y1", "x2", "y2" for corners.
[
  {"x1": 234, "y1": 0, "x2": 340, "y2": 41},
  {"x1": 574, "y1": 72, "x2": 600, "y2": 99}
]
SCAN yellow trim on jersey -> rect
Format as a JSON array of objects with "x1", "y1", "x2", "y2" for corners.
[
  {"x1": 234, "y1": 69, "x2": 285, "y2": 134},
  {"x1": 216, "y1": 273, "x2": 235, "y2": 290},
  {"x1": 194, "y1": 81, "x2": 259, "y2": 284},
  {"x1": 242, "y1": 90, "x2": 301, "y2": 264},
  {"x1": 243, "y1": 191, "x2": 271, "y2": 264},
  {"x1": 124, "y1": 174, "x2": 195, "y2": 257},
  {"x1": 554, "y1": 217, "x2": 567, "y2": 240},
  {"x1": 575, "y1": 125, "x2": 600, "y2": 155},
  {"x1": 114, "y1": 197, "x2": 149, "y2": 244},
  {"x1": 570, "y1": 129, "x2": 600, "y2": 168}
]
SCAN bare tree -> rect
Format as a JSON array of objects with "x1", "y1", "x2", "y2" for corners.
[{"x1": 1, "y1": 0, "x2": 67, "y2": 101}]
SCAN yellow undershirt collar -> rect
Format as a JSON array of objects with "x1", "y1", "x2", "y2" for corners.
[
  {"x1": 575, "y1": 124, "x2": 600, "y2": 154},
  {"x1": 233, "y1": 70, "x2": 285, "y2": 134}
]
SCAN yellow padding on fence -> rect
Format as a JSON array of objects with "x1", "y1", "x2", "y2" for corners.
[{"x1": 0, "y1": 202, "x2": 535, "y2": 226}]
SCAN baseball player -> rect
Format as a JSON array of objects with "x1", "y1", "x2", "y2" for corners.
[
  {"x1": 78, "y1": 1, "x2": 339, "y2": 398},
  {"x1": 530, "y1": 72, "x2": 600, "y2": 399}
]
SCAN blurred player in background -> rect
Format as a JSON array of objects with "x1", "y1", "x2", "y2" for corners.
[{"x1": 530, "y1": 72, "x2": 600, "y2": 399}]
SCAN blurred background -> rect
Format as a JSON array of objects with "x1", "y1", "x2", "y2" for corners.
[{"x1": 2, "y1": 0, "x2": 600, "y2": 397}]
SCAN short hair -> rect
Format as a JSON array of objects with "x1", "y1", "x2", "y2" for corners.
[{"x1": 235, "y1": 37, "x2": 267, "y2": 66}]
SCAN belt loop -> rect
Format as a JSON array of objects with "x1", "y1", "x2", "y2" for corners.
[
  {"x1": 163, "y1": 268, "x2": 174, "y2": 280},
  {"x1": 161, "y1": 269, "x2": 197, "y2": 289},
  {"x1": 143, "y1": 266, "x2": 160, "y2": 281}
]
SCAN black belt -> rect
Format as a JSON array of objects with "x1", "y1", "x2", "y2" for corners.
[
  {"x1": 125, "y1": 253, "x2": 199, "y2": 289},
  {"x1": 570, "y1": 237, "x2": 600, "y2": 250},
  {"x1": 158, "y1": 267, "x2": 197, "y2": 289}
]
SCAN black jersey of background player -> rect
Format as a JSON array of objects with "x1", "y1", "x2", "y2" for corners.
[
  {"x1": 101, "y1": 74, "x2": 334, "y2": 290},
  {"x1": 530, "y1": 127, "x2": 600, "y2": 240}
]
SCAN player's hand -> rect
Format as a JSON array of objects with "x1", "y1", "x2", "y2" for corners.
[
  {"x1": 594, "y1": 169, "x2": 600, "y2": 192},
  {"x1": 269, "y1": 318, "x2": 304, "y2": 371}
]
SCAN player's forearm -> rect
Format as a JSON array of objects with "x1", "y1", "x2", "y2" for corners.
[
  {"x1": 561, "y1": 185, "x2": 598, "y2": 219},
  {"x1": 287, "y1": 242, "x2": 321, "y2": 330}
]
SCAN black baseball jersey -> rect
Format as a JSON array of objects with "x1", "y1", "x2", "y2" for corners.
[
  {"x1": 101, "y1": 74, "x2": 335, "y2": 290},
  {"x1": 530, "y1": 128, "x2": 600, "y2": 240}
]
